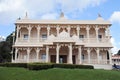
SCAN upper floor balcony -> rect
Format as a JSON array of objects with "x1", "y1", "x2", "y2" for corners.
[{"x1": 15, "y1": 32, "x2": 112, "y2": 47}]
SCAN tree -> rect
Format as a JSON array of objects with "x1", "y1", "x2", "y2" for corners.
[
  {"x1": 0, "y1": 41, "x2": 11, "y2": 62},
  {"x1": 0, "y1": 32, "x2": 15, "y2": 63},
  {"x1": 117, "y1": 50, "x2": 120, "y2": 55}
]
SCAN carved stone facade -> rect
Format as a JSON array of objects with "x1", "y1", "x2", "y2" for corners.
[{"x1": 13, "y1": 13, "x2": 113, "y2": 69}]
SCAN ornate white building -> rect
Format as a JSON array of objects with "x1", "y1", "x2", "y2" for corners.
[{"x1": 13, "y1": 13, "x2": 113, "y2": 69}]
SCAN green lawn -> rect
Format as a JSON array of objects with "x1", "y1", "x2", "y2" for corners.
[{"x1": 0, "y1": 67, "x2": 120, "y2": 80}]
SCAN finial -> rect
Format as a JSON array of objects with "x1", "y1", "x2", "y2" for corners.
[
  {"x1": 17, "y1": 17, "x2": 21, "y2": 20},
  {"x1": 25, "y1": 12, "x2": 28, "y2": 19},
  {"x1": 60, "y1": 12, "x2": 64, "y2": 18},
  {"x1": 98, "y1": 13, "x2": 102, "y2": 17}
]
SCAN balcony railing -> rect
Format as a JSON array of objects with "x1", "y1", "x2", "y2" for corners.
[
  {"x1": 16, "y1": 37, "x2": 109, "y2": 43},
  {"x1": 14, "y1": 59, "x2": 46, "y2": 63}
]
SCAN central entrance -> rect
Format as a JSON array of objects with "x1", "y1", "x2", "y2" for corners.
[
  {"x1": 50, "y1": 55, "x2": 76, "y2": 64},
  {"x1": 51, "y1": 55, "x2": 67, "y2": 63}
]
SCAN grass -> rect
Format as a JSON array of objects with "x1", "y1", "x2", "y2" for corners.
[{"x1": 0, "y1": 67, "x2": 120, "y2": 80}]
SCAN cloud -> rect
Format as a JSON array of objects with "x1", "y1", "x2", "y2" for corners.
[
  {"x1": 0, "y1": 0, "x2": 24, "y2": 12},
  {"x1": 0, "y1": 0, "x2": 106, "y2": 25},
  {"x1": 111, "y1": 37, "x2": 119, "y2": 54},
  {"x1": 0, "y1": 35, "x2": 5, "y2": 41},
  {"x1": 57, "y1": 0, "x2": 106, "y2": 13},
  {"x1": 109, "y1": 11, "x2": 120, "y2": 24},
  {"x1": 41, "y1": 13, "x2": 59, "y2": 19}
]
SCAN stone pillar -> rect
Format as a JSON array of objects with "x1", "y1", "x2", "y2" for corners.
[
  {"x1": 95, "y1": 27, "x2": 99, "y2": 43},
  {"x1": 28, "y1": 25, "x2": 32, "y2": 42},
  {"x1": 87, "y1": 48, "x2": 90, "y2": 64},
  {"x1": 78, "y1": 46, "x2": 82, "y2": 64},
  {"x1": 77, "y1": 26, "x2": 80, "y2": 37},
  {"x1": 46, "y1": 46, "x2": 49, "y2": 63},
  {"x1": 56, "y1": 43, "x2": 60, "y2": 63},
  {"x1": 86, "y1": 26, "x2": 90, "y2": 42},
  {"x1": 67, "y1": 26, "x2": 71, "y2": 36},
  {"x1": 106, "y1": 27, "x2": 111, "y2": 42},
  {"x1": 47, "y1": 26, "x2": 50, "y2": 38},
  {"x1": 36, "y1": 48, "x2": 40, "y2": 62},
  {"x1": 15, "y1": 48, "x2": 18, "y2": 63},
  {"x1": 68, "y1": 43, "x2": 73, "y2": 64},
  {"x1": 27, "y1": 48, "x2": 30, "y2": 63},
  {"x1": 96, "y1": 48, "x2": 100, "y2": 64},
  {"x1": 108, "y1": 49, "x2": 112, "y2": 64},
  {"x1": 56, "y1": 26, "x2": 60, "y2": 37},
  {"x1": 16, "y1": 25, "x2": 20, "y2": 42},
  {"x1": 37, "y1": 26, "x2": 41, "y2": 42}
]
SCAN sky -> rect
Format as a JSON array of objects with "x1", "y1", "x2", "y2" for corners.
[{"x1": 0, "y1": 0, "x2": 120, "y2": 54}]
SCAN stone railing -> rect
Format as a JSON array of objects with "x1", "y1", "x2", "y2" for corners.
[
  {"x1": 82, "y1": 59, "x2": 110, "y2": 64},
  {"x1": 16, "y1": 37, "x2": 109, "y2": 44},
  {"x1": 14, "y1": 59, "x2": 46, "y2": 63}
]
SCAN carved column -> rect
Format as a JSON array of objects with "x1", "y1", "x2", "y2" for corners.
[
  {"x1": 77, "y1": 26, "x2": 80, "y2": 37},
  {"x1": 36, "y1": 48, "x2": 40, "y2": 62},
  {"x1": 27, "y1": 48, "x2": 30, "y2": 63},
  {"x1": 95, "y1": 27, "x2": 99, "y2": 43},
  {"x1": 37, "y1": 26, "x2": 41, "y2": 42},
  {"x1": 68, "y1": 43, "x2": 73, "y2": 64},
  {"x1": 56, "y1": 26, "x2": 60, "y2": 37},
  {"x1": 108, "y1": 49, "x2": 112, "y2": 64},
  {"x1": 15, "y1": 48, "x2": 18, "y2": 63},
  {"x1": 78, "y1": 46, "x2": 82, "y2": 64},
  {"x1": 56, "y1": 43, "x2": 60, "y2": 63},
  {"x1": 67, "y1": 26, "x2": 71, "y2": 36},
  {"x1": 86, "y1": 26, "x2": 90, "y2": 42},
  {"x1": 47, "y1": 26, "x2": 50, "y2": 38},
  {"x1": 96, "y1": 48, "x2": 100, "y2": 64},
  {"x1": 106, "y1": 27, "x2": 111, "y2": 42},
  {"x1": 46, "y1": 46, "x2": 49, "y2": 63},
  {"x1": 16, "y1": 25, "x2": 20, "y2": 42},
  {"x1": 87, "y1": 48, "x2": 90, "y2": 64},
  {"x1": 28, "y1": 25, "x2": 32, "y2": 42}
]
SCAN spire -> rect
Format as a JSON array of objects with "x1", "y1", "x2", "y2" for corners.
[
  {"x1": 59, "y1": 12, "x2": 66, "y2": 20},
  {"x1": 96, "y1": 13, "x2": 104, "y2": 21},
  {"x1": 98, "y1": 13, "x2": 102, "y2": 17},
  {"x1": 60, "y1": 12, "x2": 64, "y2": 18},
  {"x1": 25, "y1": 12, "x2": 28, "y2": 19}
]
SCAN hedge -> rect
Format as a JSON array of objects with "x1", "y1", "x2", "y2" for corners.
[
  {"x1": 53, "y1": 64, "x2": 94, "y2": 69},
  {"x1": 28, "y1": 63, "x2": 53, "y2": 70},
  {"x1": 0, "y1": 63, "x2": 94, "y2": 70},
  {"x1": 0, "y1": 63, "x2": 27, "y2": 68},
  {"x1": 27, "y1": 63, "x2": 94, "y2": 70}
]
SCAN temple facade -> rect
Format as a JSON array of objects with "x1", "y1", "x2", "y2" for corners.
[{"x1": 13, "y1": 13, "x2": 113, "y2": 69}]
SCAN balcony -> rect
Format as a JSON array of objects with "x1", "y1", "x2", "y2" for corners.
[{"x1": 16, "y1": 37, "x2": 109, "y2": 44}]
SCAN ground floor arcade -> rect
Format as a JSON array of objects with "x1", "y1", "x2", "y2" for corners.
[{"x1": 13, "y1": 43, "x2": 112, "y2": 65}]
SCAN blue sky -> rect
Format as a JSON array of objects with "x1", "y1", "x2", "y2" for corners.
[{"x1": 0, "y1": 0, "x2": 120, "y2": 54}]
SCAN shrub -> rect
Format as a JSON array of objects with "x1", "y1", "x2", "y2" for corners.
[
  {"x1": 0, "y1": 63, "x2": 6, "y2": 67},
  {"x1": 0, "y1": 62, "x2": 94, "y2": 70},
  {"x1": 28, "y1": 63, "x2": 53, "y2": 70},
  {"x1": 4, "y1": 63, "x2": 27, "y2": 68},
  {"x1": 53, "y1": 64, "x2": 94, "y2": 69}
]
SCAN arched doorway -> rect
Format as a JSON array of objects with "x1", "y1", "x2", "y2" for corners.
[{"x1": 90, "y1": 49, "x2": 97, "y2": 64}]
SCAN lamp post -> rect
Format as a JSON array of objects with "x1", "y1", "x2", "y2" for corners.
[{"x1": 11, "y1": 32, "x2": 15, "y2": 62}]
